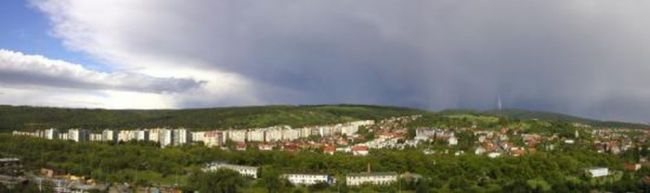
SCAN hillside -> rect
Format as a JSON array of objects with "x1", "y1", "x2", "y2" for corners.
[
  {"x1": 0, "y1": 104, "x2": 426, "y2": 131},
  {"x1": 483, "y1": 108, "x2": 649, "y2": 129}
]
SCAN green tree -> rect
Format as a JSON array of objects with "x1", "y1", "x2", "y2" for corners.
[{"x1": 187, "y1": 169, "x2": 245, "y2": 193}]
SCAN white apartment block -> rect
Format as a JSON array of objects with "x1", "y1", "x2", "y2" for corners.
[
  {"x1": 204, "y1": 131, "x2": 222, "y2": 147},
  {"x1": 58, "y1": 133, "x2": 69, "y2": 140},
  {"x1": 68, "y1": 129, "x2": 89, "y2": 142},
  {"x1": 346, "y1": 172, "x2": 398, "y2": 186},
  {"x1": 265, "y1": 128, "x2": 284, "y2": 142},
  {"x1": 160, "y1": 129, "x2": 173, "y2": 147},
  {"x1": 44, "y1": 128, "x2": 58, "y2": 140},
  {"x1": 247, "y1": 130, "x2": 265, "y2": 142},
  {"x1": 118, "y1": 130, "x2": 134, "y2": 142},
  {"x1": 102, "y1": 129, "x2": 118, "y2": 143},
  {"x1": 283, "y1": 174, "x2": 334, "y2": 185},
  {"x1": 204, "y1": 163, "x2": 259, "y2": 178},
  {"x1": 299, "y1": 127, "x2": 313, "y2": 138},
  {"x1": 192, "y1": 131, "x2": 206, "y2": 144},
  {"x1": 89, "y1": 133, "x2": 103, "y2": 141},
  {"x1": 136, "y1": 130, "x2": 149, "y2": 141},
  {"x1": 227, "y1": 130, "x2": 247, "y2": 143},
  {"x1": 148, "y1": 128, "x2": 161, "y2": 143},
  {"x1": 173, "y1": 129, "x2": 190, "y2": 145},
  {"x1": 282, "y1": 129, "x2": 301, "y2": 141}
]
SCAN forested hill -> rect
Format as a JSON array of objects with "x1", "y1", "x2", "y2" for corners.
[
  {"x1": 0, "y1": 104, "x2": 426, "y2": 131},
  {"x1": 483, "y1": 108, "x2": 649, "y2": 129}
]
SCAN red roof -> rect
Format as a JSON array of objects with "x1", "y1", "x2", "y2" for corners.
[{"x1": 352, "y1": 146, "x2": 369, "y2": 151}]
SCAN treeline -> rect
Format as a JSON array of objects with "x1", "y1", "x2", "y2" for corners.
[
  {"x1": 2, "y1": 134, "x2": 650, "y2": 192},
  {"x1": 0, "y1": 104, "x2": 424, "y2": 131}
]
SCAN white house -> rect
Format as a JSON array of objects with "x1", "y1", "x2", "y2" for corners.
[
  {"x1": 352, "y1": 146, "x2": 369, "y2": 156},
  {"x1": 487, "y1": 152, "x2": 501, "y2": 158},
  {"x1": 448, "y1": 136, "x2": 458, "y2": 146},
  {"x1": 346, "y1": 172, "x2": 398, "y2": 186},
  {"x1": 204, "y1": 163, "x2": 259, "y2": 178},
  {"x1": 585, "y1": 167, "x2": 609, "y2": 178},
  {"x1": 283, "y1": 174, "x2": 334, "y2": 185}
]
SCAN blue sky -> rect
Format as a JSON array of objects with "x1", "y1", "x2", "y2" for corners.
[{"x1": 0, "y1": 0, "x2": 104, "y2": 71}]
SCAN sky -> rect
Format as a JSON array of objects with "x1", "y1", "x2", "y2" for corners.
[{"x1": 0, "y1": 0, "x2": 649, "y2": 123}]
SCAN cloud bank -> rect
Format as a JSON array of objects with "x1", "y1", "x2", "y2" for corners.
[
  {"x1": 4, "y1": 0, "x2": 649, "y2": 122},
  {"x1": 0, "y1": 49, "x2": 202, "y2": 93}
]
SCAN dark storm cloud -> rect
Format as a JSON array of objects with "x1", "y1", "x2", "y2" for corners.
[{"x1": 33, "y1": 0, "x2": 650, "y2": 122}]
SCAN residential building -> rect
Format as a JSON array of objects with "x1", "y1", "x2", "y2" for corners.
[
  {"x1": 247, "y1": 130, "x2": 265, "y2": 142},
  {"x1": 204, "y1": 163, "x2": 259, "y2": 178},
  {"x1": 192, "y1": 131, "x2": 206, "y2": 144},
  {"x1": 204, "y1": 130, "x2": 222, "y2": 147},
  {"x1": 160, "y1": 129, "x2": 174, "y2": 147},
  {"x1": 352, "y1": 146, "x2": 369, "y2": 156},
  {"x1": 448, "y1": 136, "x2": 458, "y2": 146},
  {"x1": 118, "y1": 130, "x2": 135, "y2": 142},
  {"x1": 265, "y1": 128, "x2": 284, "y2": 142},
  {"x1": 228, "y1": 130, "x2": 247, "y2": 143},
  {"x1": 346, "y1": 172, "x2": 398, "y2": 186},
  {"x1": 136, "y1": 130, "x2": 149, "y2": 141},
  {"x1": 283, "y1": 174, "x2": 334, "y2": 185},
  {"x1": 173, "y1": 129, "x2": 190, "y2": 145},
  {"x1": 283, "y1": 128, "x2": 300, "y2": 141},
  {"x1": 89, "y1": 133, "x2": 103, "y2": 141},
  {"x1": 585, "y1": 167, "x2": 609, "y2": 178},
  {"x1": 68, "y1": 129, "x2": 89, "y2": 142},
  {"x1": 101, "y1": 129, "x2": 118, "y2": 143},
  {"x1": 44, "y1": 128, "x2": 58, "y2": 140}
]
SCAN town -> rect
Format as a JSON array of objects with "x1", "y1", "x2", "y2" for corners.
[{"x1": 5, "y1": 113, "x2": 650, "y2": 192}]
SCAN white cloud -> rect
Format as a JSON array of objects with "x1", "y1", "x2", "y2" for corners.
[{"x1": 0, "y1": 49, "x2": 202, "y2": 93}]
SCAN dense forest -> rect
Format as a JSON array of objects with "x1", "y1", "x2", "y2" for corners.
[
  {"x1": 0, "y1": 104, "x2": 425, "y2": 131},
  {"x1": 1, "y1": 105, "x2": 647, "y2": 132}
]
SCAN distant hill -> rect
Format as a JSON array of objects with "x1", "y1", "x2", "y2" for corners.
[
  {"x1": 1, "y1": 104, "x2": 646, "y2": 131},
  {"x1": 0, "y1": 104, "x2": 426, "y2": 131},
  {"x1": 483, "y1": 108, "x2": 649, "y2": 129}
]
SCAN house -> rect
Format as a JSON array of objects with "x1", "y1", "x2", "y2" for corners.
[
  {"x1": 283, "y1": 174, "x2": 334, "y2": 185},
  {"x1": 624, "y1": 163, "x2": 642, "y2": 171},
  {"x1": 352, "y1": 146, "x2": 369, "y2": 156},
  {"x1": 585, "y1": 167, "x2": 609, "y2": 178},
  {"x1": 323, "y1": 146, "x2": 336, "y2": 155},
  {"x1": 204, "y1": 163, "x2": 259, "y2": 178},
  {"x1": 283, "y1": 143, "x2": 299, "y2": 152},
  {"x1": 487, "y1": 152, "x2": 501, "y2": 158},
  {"x1": 448, "y1": 136, "x2": 458, "y2": 146},
  {"x1": 474, "y1": 147, "x2": 486, "y2": 155},
  {"x1": 258, "y1": 143, "x2": 274, "y2": 151},
  {"x1": 235, "y1": 142, "x2": 247, "y2": 151},
  {"x1": 346, "y1": 172, "x2": 398, "y2": 186}
]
